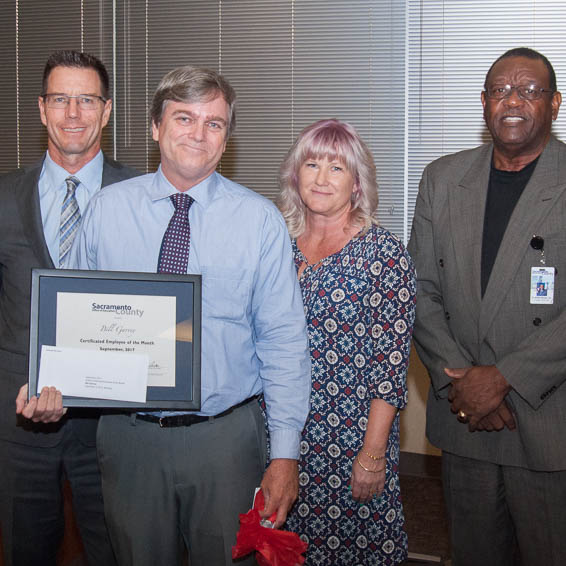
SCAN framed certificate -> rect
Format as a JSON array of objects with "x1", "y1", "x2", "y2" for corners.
[{"x1": 28, "y1": 269, "x2": 201, "y2": 409}]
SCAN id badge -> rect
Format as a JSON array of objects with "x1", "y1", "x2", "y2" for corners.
[{"x1": 530, "y1": 267, "x2": 555, "y2": 304}]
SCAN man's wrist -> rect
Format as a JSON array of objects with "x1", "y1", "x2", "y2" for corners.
[
  {"x1": 493, "y1": 365, "x2": 512, "y2": 395},
  {"x1": 269, "y1": 429, "x2": 301, "y2": 460}
]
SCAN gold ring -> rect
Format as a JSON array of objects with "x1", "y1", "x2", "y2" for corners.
[{"x1": 457, "y1": 409, "x2": 469, "y2": 423}]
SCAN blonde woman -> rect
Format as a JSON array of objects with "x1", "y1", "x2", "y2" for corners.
[{"x1": 280, "y1": 119, "x2": 416, "y2": 565}]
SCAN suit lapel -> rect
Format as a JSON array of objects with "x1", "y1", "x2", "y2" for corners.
[
  {"x1": 448, "y1": 143, "x2": 493, "y2": 321},
  {"x1": 14, "y1": 159, "x2": 54, "y2": 268},
  {"x1": 12, "y1": 153, "x2": 125, "y2": 272},
  {"x1": 479, "y1": 136, "x2": 566, "y2": 339},
  {"x1": 101, "y1": 153, "x2": 131, "y2": 188},
  {"x1": 101, "y1": 155, "x2": 116, "y2": 188}
]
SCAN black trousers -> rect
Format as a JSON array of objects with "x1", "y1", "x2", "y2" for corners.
[{"x1": 0, "y1": 420, "x2": 116, "y2": 566}]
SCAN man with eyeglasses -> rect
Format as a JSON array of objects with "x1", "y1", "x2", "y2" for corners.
[
  {"x1": 409, "y1": 47, "x2": 566, "y2": 566},
  {"x1": 0, "y1": 50, "x2": 137, "y2": 566}
]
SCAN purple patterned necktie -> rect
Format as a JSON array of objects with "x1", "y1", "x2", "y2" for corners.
[{"x1": 157, "y1": 193, "x2": 194, "y2": 274}]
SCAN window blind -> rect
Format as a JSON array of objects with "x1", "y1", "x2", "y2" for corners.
[
  {"x1": 0, "y1": 0, "x2": 407, "y2": 238},
  {"x1": 4, "y1": 2, "x2": 566, "y2": 243},
  {"x1": 113, "y1": 0, "x2": 407, "y2": 235}
]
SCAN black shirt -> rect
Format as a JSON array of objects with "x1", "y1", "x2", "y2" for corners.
[{"x1": 481, "y1": 156, "x2": 539, "y2": 296}]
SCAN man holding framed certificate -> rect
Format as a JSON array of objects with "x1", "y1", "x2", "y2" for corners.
[{"x1": 65, "y1": 66, "x2": 311, "y2": 566}]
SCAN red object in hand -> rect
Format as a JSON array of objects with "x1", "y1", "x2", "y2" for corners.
[{"x1": 231, "y1": 489, "x2": 308, "y2": 566}]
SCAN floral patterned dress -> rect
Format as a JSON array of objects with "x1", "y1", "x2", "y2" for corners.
[{"x1": 285, "y1": 224, "x2": 416, "y2": 566}]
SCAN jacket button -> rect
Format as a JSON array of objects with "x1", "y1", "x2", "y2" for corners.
[
  {"x1": 533, "y1": 317, "x2": 542, "y2": 326},
  {"x1": 445, "y1": 311, "x2": 450, "y2": 320},
  {"x1": 439, "y1": 258, "x2": 444, "y2": 267}
]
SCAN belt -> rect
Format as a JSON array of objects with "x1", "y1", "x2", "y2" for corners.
[{"x1": 136, "y1": 396, "x2": 256, "y2": 428}]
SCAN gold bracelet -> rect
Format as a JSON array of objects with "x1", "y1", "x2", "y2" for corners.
[
  {"x1": 356, "y1": 455, "x2": 384, "y2": 474},
  {"x1": 364, "y1": 450, "x2": 385, "y2": 462}
]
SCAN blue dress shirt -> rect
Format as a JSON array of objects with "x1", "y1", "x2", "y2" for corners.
[
  {"x1": 38, "y1": 150, "x2": 104, "y2": 265},
  {"x1": 69, "y1": 168, "x2": 311, "y2": 459}
]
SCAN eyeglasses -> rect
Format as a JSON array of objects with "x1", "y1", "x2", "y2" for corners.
[
  {"x1": 42, "y1": 93, "x2": 107, "y2": 110},
  {"x1": 484, "y1": 84, "x2": 554, "y2": 101}
]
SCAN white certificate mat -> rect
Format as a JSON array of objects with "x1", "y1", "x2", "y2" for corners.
[
  {"x1": 56, "y1": 292, "x2": 177, "y2": 387},
  {"x1": 38, "y1": 345, "x2": 149, "y2": 402}
]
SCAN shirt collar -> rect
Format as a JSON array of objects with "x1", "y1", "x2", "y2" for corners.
[
  {"x1": 149, "y1": 166, "x2": 219, "y2": 209},
  {"x1": 41, "y1": 150, "x2": 104, "y2": 193}
]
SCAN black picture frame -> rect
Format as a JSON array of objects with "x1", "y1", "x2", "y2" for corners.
[{"x1": 28, "y1": 269, "x2": 201, "y2": 409}]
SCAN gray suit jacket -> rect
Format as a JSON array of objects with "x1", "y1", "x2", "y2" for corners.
[
  {"x1": 408, "y1": 135, "x2": 566, "y2": 471},
  {"x1": 0, "y1": 154, "x2": 139, "y2": 446}
]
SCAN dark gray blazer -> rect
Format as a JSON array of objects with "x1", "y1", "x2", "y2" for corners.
[
  {"x1": 409, "y1": 135, "x2": 566, "y2": 471},
  {"x1": 0, "y1": 154, "x2": 139, "y2": 446}
]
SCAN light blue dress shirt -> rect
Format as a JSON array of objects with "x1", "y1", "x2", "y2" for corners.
[
  {"x1": 38, "y1": 150, "x2": 104, "y2": 265},
  {"x1": 69, "y1": 168, "x2": 311, "y2": 459}
]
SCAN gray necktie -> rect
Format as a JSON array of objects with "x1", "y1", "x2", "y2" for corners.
[{"x1": 59, "y1": 176, "x2": 81, "y2": 267}]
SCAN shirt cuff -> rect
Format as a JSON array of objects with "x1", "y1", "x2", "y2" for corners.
[{"x1": 269, "y1": 428, "x2": 301, "y2": 460}]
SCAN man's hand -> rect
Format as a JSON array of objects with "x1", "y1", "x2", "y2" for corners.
[
  {"x1": 470, "y1": 399, "x2": 516, "y2": 432},
  {"x1": 446, "y1": 365, "x2": 512, "y2": 428},
  {"x1": 259, "y1": 458, "x2": 298, "y2": 528},
  {"x1": 16, "y1": 384, "x2": 67, "y2": 423}
]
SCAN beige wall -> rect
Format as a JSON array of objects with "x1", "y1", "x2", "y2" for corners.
[{"x1": 400, "y1": 347, "x2": 441, "y2": 456}]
